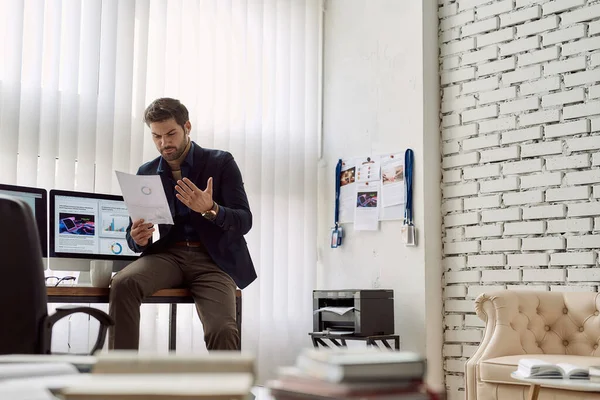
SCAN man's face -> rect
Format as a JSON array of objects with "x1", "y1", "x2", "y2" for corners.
[{"x1": 150, "y1": 118, "x2": 190, "y2": 161}]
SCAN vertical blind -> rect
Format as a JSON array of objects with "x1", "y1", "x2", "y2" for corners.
[{"x1": 0, "y1": 0, "x2": 320, "y2": 381}]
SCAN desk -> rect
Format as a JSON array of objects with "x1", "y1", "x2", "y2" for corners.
[{"x1": 47, "y1": 287, "x2": 242, "y2": 351}]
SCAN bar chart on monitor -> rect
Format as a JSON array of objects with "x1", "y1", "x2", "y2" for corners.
[{"x1": 101, "y1": 214, "x2": 129, "y2": 236}]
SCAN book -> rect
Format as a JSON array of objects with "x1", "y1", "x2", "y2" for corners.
[
  {"x1": 0, "y1": 354, "x2": 96, "y2": 372},
  {"x1": 516, "y1": 359, "x2": 589, "y2": 379},
  {"x1": 588, "y1": 366, "x2": 600, "y2": 382},
  {"x1": 268, "y1": 386, "x2": 430, "y2": 400},
  {"x1": 295, "y1": 348, "x2": 426, "y2": 383},
  {"x1": 0, "y1": 385, "x2": 57, "y2": 400},
  {"x1": 300, "y1": 348, "x2": 424, "y2": 365},
  {"x1": 267, "y1": 366, "x2": 422, "y2": 398},
  {"x1": 0, "y1": 374, "x2": 91, "y2": 392},
  {"x1": 59, "y1": 373, "x2": 253, "y2": 400},
  {"x1": 0, "y1": 375, "x2": 92, "y2": 399},
  {"x1": 0, "y1": 362, "x2": 79, "y2": 380},
  {"x1": 91, "y1": 350, "x2": 255, "y2": 375}
]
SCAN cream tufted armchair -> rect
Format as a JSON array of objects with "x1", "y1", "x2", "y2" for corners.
[{"x1": 466, "y1": 290, "x2": 600, "y2": 400}]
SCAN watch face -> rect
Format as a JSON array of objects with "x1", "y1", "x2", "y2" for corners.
[{"x1": 203, "y1": 210, "x2": 217, "y2": 220}]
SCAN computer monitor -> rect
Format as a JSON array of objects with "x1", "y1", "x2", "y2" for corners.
[
  {"x1": 49, "y1": 189, "x2": 140, "y2": 272},
  {"x1": 0, "y1": 183, "x2": 48, "y2": 266}
]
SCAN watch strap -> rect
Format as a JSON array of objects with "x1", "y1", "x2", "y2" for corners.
[{"x1": 201, "y1": 201, "x2": 218, "y2": 220}]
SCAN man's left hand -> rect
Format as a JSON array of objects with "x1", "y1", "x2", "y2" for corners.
[{"x1": 175, "y1": 177, "x2": 214, "y2": 213}]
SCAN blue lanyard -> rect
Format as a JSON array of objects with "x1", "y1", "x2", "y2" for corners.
[
  {"x1": 334, "y1": 159, "x2": 342, "y2": 227},
  {"x1": 404, "y1": 149, "x2": 414, "y2": 225}
]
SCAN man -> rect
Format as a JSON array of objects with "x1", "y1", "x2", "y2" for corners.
[{"x1": 109, "y1": 97, "x2": 256, "y2": 351}]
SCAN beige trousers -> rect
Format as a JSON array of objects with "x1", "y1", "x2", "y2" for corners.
[{"x1": 108, "y1": 246, "x2": 239, "y2": 350}]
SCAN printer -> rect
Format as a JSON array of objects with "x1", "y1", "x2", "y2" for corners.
[{"x1": 313, "y1": 289, "x2": 394, "y2": 336}]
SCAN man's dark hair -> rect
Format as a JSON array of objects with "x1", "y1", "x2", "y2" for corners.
[{"x1": 143, "y1": 98, "x2": 189, "y2": 129}]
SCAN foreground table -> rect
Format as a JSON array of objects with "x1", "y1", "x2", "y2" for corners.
[
  {"x1": 511, "y1": 372, "x2": 600, "y2": 400},
  {"x1": 47, "y1": 286, "x2": 242, "y2": 350}
]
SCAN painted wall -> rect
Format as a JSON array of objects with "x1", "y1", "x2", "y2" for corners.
[
  {"x1": 438, "y1": 0, "x2": 600, "y2": 398},
  {"x1": 318, "y1": 0, "x2": 443, "y2": 391}
]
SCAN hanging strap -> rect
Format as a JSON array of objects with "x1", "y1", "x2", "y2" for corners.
[
  {"x1": 334, "y1": 159, "x2": 342, "y2": 228},
  {"x1": 404, "y1": 149, "x2": 414, "y2": 226}
]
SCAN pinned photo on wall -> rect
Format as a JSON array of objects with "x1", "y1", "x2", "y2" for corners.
[
  {"x1": 354, "y1": 181, "x2": 380, "y2": 231},
  {"x1": 380, "y1": 152, "x2": 405, "y2": 207},
  {"x1": 356, "y1": 191, "x2": 378, "y2": 208},
  {"x1": 356, "y1": 156, "x2": 381, "y2": 183},
  {"x1": 376, "y1": 153, "x2": 405, "y2": 221}
]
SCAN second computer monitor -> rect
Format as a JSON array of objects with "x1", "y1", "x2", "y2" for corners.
[
  {"x1": 0, "y1": 183, "x2": 48, "y2": 260},
  {"x1": 49, "y1": 189, "x2": 140, "y2": 271}
]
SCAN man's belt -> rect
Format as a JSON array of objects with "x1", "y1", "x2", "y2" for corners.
[{"x1": 173, "y1": 241, "x2": 204, "y2": 248}]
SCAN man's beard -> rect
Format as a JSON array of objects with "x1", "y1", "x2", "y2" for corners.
[{"x1": 161, "y1": 139, "x2": 188, "y2": 161}]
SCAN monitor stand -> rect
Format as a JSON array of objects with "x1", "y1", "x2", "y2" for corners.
[
  {"x1": 74, "y1": 260, "x2": 131, "y2": 285},
  {"x1": 48, "y1": 258, "x2": 92, "y2": 272},
  {"x1": 76, "y1": 271, "x2": 91, "y2": 285},
  {"x1": 47, "y1": 258, "x2": 134, "y2": 285}
]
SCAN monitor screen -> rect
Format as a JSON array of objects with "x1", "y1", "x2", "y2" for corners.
[
  {"x1": 49, "y1": 189, "x2": 140, "y2": 261},
  {"x1": 0, "y1": 183, "x2": 48, "y2": 258}
]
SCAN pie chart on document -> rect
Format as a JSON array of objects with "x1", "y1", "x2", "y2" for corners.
[{"x1": 110, "y1": 242, "x2": 123, "y2": 255}]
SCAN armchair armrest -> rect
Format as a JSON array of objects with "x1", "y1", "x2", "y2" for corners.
[
  {"x1": 465, "y1": 291, "x2": 525, "y2": 400},
  {"x1": 41, "y1": 305, "x2": 114, "y2": 355}
]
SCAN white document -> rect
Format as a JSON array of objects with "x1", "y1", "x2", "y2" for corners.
[
  {"x1": 356, "y1": 156, "x2": 381, "y2": 183},
  {"x1": 338, "y1": 159, "x2": 357, "y2": 224},
  {"x1": 0, "y1": 386, "x2": 56, "y2": 400},
  {"x1": 0, "y1": 375, "x2": 92, "y2": 395},
  {"x1": 313, "y1": 306, "x2": 355, "y2": 316},
  {"x1": 379, "y1": 203, "x2": 404, "y2": 221},
  {"x1": 0, "y1": 362, "x2": 79, "y2": 380},
  {"x1": 380, "y1": 152, "x2": 405, "y2": 207},
  {"x1": 354, "y1": 181, "x2": 380, "y2": 231},
  {"x1": 115, "y1": 171, "x2": 174, "y2": 225}
]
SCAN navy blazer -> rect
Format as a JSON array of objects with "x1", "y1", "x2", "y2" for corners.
[{"x1": 125, "y1": 143, "x2": 257, "y2": 289}]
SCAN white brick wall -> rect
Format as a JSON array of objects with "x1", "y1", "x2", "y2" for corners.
[{"x1": 439, "y1": 0, "x2": 600, "y2": 396}]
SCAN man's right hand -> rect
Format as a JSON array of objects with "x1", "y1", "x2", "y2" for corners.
[{"x1": 130, "y1": 219, "x2": 155, "y2": 246}]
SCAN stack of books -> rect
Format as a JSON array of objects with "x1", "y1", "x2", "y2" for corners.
[
  {"x1": 58, "y1": 351, "x2": 256, "y2": 400},
  {"x1": 266, "y1": 347, "x2": 430, "y2": 400}
]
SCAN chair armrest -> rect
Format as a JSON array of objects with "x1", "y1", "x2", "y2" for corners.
[
  {"x1": 41, "y1": 305, "x2": 114, "y2": 355},
  {"x1": 465, "y1": 291, "x2": 525, "y2": 400}
]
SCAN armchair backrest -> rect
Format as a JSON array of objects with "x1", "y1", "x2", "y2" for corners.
[
  {"x1": 0, "y1": 195, "x2": 48, "y2": 354},
  {"x1": 475, "y1": 290, "x2": 600, "y2": 357}
]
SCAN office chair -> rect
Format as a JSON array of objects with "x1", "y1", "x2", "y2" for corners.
[{"x1": 0, "y1": 195, "x2": 113, "y2": 355}]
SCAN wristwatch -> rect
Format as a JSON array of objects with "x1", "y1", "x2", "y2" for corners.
[{"x1": 201, "y1": 201, "x2": 219, "y2": 221}]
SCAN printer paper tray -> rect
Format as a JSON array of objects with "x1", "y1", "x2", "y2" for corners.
[
  {"x1": 324, "y1": 326, "x2": 354, "y2": 332},
  {"x1": 320, "y1": 313, "x2": 355, "y2": 322}
]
